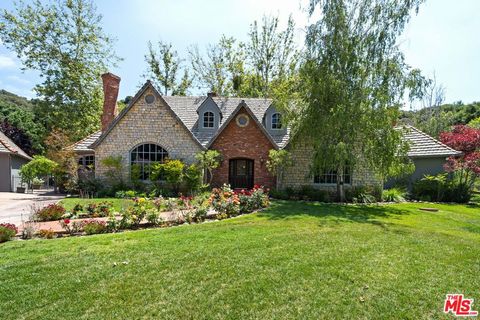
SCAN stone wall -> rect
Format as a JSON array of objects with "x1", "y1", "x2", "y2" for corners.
[
  {"x1": 94, "y1": 87, "x2": 202, "y2": 181},
  {"x1": 282, "y1": 142, "x2": 382, "y2": 190},
  {"x1": 210, "y1": 107, "x2": 275, "y2": 188}
]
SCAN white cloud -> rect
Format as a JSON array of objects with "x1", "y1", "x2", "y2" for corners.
[{"x1": 0, "y1": 54, "x2": 16, "y2": 69}]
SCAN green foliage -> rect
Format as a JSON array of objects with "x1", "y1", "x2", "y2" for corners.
[
  {"x1": 183, "y1": 164, "x2": 202, "y2": 194},
  {"x1": 101, "y1": 156, "x2": 125, "y2": 190},
  {"x1": 19, "y1": 155, "x2": 57, "y2": 187},
  {"x1": 82, "y1": 220, "x2": 107, "y2": 235},
  {"x1": 345, "y1": 185, "x2": 382, "y2": 203},
  {"x1": 266, "y1": 149, "x2": 293, "y2": 188},
  {"x1": 34, "y1": 204, "x2": 66, "y2": 222},
  {"x1": 208, "y1": 184, "x2": 240, "y2": 217},
  {"x1": 0, "y1": 223, "x2": 17, "y2": 243},
  {"x1": 195, "y1": 150, "x2": 222, "y2": 185},
  {"x1": 145, "y1": 40, "x2": 192, "y2": 95},
  {"x1": 270, "y1": 186, "x2": 331, "y2": 202},
  {"x1": 412, "y1": 173, "x2": 472, "y2": 203},
  {"x1": 151, "y1": 159, "x2": 184, "y2": 193},
  {"x1": 0, "y1": 92, "x2": 46, "y2": 154},
  {"x1": 382, "y1": 188, "x2": 407, "y2": 203},
  {"x1": 0, "y1": 0, "x2": 119, "y2": 140},
  {"x1": 295, "y1": 0, "x2": 426, "y2": 201},
  {"x1": 468, "y1": 116, "x2": 480, "y2": 129}
]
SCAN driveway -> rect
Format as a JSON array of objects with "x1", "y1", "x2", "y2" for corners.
[{"x1": 0, "y1": 191, "x2": 65, "y2": 226}]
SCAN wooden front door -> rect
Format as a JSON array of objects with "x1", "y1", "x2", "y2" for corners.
[{"x1": 229, "y1": 159, "x2": 254, "y2": 189}]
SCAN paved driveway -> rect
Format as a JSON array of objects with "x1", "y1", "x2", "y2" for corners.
[{"x1": 0, "y1": 191, "x2": 65, "y2": 226}]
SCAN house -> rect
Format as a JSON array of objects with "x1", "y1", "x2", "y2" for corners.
[
  {"x1": 0, "y1": 131, "x2": 32, "y2": 192},
  {"x1": 71, "y1": 73, "x2": 460, "y2": 191}
]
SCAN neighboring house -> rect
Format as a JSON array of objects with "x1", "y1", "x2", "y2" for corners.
[
  {"x1": 71, "y1": 73, "x2": 461, "y2": 191},
  {"x1": 0, "y1": 131, "x2": 31, "y2": 192}
]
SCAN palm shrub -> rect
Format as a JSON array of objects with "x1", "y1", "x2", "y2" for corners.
[{"x1": 382, "y1": 188, "x2": 407, "y2": 203}]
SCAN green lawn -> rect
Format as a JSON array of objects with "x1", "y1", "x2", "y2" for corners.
[
  {"x1": 59, "y1": 197, "x2": 134, "y2": 212},
  {"x1": 1, "y1": 201, "x2": 479, "y2": 319}
]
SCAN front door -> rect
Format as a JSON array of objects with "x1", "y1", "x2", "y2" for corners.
[{"x1": 229, "y1": 159, "x2": 254, "y2": 189}]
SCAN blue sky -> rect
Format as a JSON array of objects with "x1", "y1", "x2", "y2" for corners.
[{"x1": 0, "y1": 0, "x2": 479, "y2": 106}]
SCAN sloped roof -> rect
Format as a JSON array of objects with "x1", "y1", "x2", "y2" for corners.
[
  {"x1": 0, "y1": 131, "x2": 32, "y2": 160},
  {"x1": 162, "y1": 95, "x2": 286, "y2": 147},
  {"x1": 84, "y1": 81, "x2": 289, "y2": 150},
  {"x1": 69, "y1": 131, "x2": 101, "y2": 152},
  {"x1": 401, "y1": 125, "x2": 462, "y2": 158}
]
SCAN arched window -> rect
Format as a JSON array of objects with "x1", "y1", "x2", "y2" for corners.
[
  {"x1": 203, "y1": 111, "x2": 215, "y2": 128},
  {"x1": 130, "y1": 143, "x2": 168, "y2": 180},
  {"x1": 271, "y1": 113, "x2": 282, "y2": 129}
]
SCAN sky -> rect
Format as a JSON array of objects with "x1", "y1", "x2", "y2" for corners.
[{"x1": 0, "y1": 0, "x2": 479, "y2": 106}]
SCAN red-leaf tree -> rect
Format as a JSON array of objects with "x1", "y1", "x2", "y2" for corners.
[{"x1": 440, "y1": 125, "x2": 480, "y2": 188}]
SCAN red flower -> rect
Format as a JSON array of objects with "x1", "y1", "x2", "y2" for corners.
[{"x1": 63, "y1": 219, "x2": 71, "y2": 225}]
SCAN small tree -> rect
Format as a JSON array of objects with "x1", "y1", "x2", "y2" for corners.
[
  {"x1": 184, "y1": 164, "x2": 202, "y2": 195},
  {"x1": 101, "y1": 156, "x2": 125, "y2": 191},
  {"x1": 440, "y1": 125, "x2": 480, "y2": 191},
  {"x1": 19, "y1": 156, "x2": 57, "y2": 192},
  {"x1": 195, "y1": 150, "x2": 222, "y2": 185},
  {"x1": 266, "y1": 149, "x2": 293, "y2": 189},
  {"x1": 45, "y1": 129, "x2": 77, "y2": 193}
]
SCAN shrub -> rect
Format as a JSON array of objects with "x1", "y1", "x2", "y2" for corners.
[
  {"x1": 236, "y1": 185, "x2": 270, "y2": 213},
  {"x1": 0, "y1": 223, "x2": 17, "y2": 242},
  {"x1": 146, "y1": 210, "x2": 163, "y2": 226},
  {"x1": 382, "y1": 188, "x2": 407, "y2": 202},
  {"x1": 193, "y1": 206, "x2": 208, "y2": 222},
  {"x1": 72, "y1": 204, "x2": 83, "y2": 215},
  {"x1": 208, "y1": 184, "x2": 240, "y2": 216},
  {"x1": 184, "y1": 164, "x2": 202, "y2": 194},
  {"x1": 86, "y1": 203, "x2": 97, "y2": 215},
  {"x1": 97, "y1": 202, "x2": 113, "y2": 217},
  {"x1": 35, "y1": 204, "x2": 66, "y2": 221},
  {"x1": 345, "y1": 185, "x2": 381, "y2": 203},
  {"x1": 60, "y1": 219, "x2": 83, "y2": 235},
  {"x1": 115, "y1": 190, "x2": 137, "y2": 199},
  {"x1": 83, "y1": 220, "x2": 107, "y2": 235},
  {"x1": 270, "y1": 186, "x2": 331, "y2": 202},
  {"x1": 37, "y1": 229, "x2": 55, "y2": 239},
  {"x1": 412, "y1": 173, "x2": 472, "y2": 203}
]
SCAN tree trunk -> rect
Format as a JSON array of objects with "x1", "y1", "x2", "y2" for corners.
[{"x1": 337, "y1": 167, "x2": 345, "y2": 202}]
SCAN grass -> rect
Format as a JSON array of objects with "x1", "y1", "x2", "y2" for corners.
[
  {"x1": 1, "y1": 201, "x2": 479, "y2": 319},
  {"x1": 59, "y1": 197, "x2": 134, "y2": 212}
]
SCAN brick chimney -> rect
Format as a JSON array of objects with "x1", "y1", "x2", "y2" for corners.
[
  {"x1": 101, "y1": 72, "x2": 121, "y2": 131},
  {"x1": 207, "y1": 92, "x2": 217, "y2": 98}
]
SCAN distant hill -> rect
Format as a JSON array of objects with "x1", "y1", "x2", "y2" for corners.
[
  {"x1": 0, "y1": 89, "x2": 34, "y2": 110},
  {"x1": 0, "y1": 89, "x2": 44, "y2": 155}
]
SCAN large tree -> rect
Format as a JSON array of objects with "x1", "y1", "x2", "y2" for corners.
[
  {"x1": 292, "y1": 0, "x2": 426, "y2": 201},
  {"x1": 144, "y1": 40, "x2": 192, "y2": 95},
  {"x1": 0, "y1": 0, "x2": 119, "y2": 140},
  {"x1": 245, "y1": 15, "x2": 298, "y2": 98},
  {"x1": 189, "y1": 36, "x2": 245, "y2": 96}
]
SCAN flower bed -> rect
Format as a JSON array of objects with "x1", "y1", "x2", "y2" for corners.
[{"x1": 4, "y1": 184, "x2": 270, "y2": 242}]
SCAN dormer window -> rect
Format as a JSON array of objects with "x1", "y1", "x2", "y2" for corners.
[
  {"x1": 203, "y1": 111, "x2": 215, "y2": 128},
  {"x1": 271, "y1": 113, "x2": 282, "y2": 129}
]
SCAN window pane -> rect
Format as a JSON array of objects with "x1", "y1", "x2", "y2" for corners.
[{"x1": 131, "y1": 144, "x2": 169, "y2": 180}]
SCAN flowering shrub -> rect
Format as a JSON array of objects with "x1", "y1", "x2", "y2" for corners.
[
  {"x1": 86, "y1": 203, "x2": 97, "y2": 215},
  {"x1": 83, "y1": 220, "x2": 107, "y2": 235},
  {"x1": 0, "y1": 223, "x2": 17, "y2": 242},
  {"x1": 37, "y1": 229, "x2": 55, "y2": 239},
  {"x1": 60, "y1": 219, "x2": 84, "y2": 235},
  {"x1": 35, "y1": 204, "x2": 66, "y2": 221},
  {"x1": 209, "y1": 184, "x2": 240, "y2": 216},
  {"x1": 235, "y1": 185, "x2": 270, "y2": 213},
  {"x1": 179, "y1": 195, "x2": 194, "y2": 210},
  {"x1": 96, "y1": 202, "x2": 113, "y2": 217}
]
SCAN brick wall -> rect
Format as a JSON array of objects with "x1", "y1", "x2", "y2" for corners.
[
  {"x1": 94, "y1": 87, "x2": 202, "y2": 180},
  {"x1": 210, "y1": 107, "x2": 275, "y2": 189}
]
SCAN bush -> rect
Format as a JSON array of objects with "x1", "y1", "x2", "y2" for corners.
[
  {"x1": 115, "y1": 190, "x2": 137, "y2": 199},
  {"x1": 83, "y1": 220, "x2": 107, "y2": 235},
  {"x1": 412, "y1": 173, "x2": 472, "y2": 203},
  {"x1": 345, "y1": 185, "x2": 382, "y2": 203},
  {"x1": 184, "y1": 164, "x2": 202, "y2": 194},
  {"x1": 0, "y1": 223, "x2": 17, "y2": 242},
  {"x1": 382, "y1": 188, "x2": 407, "y2": 203},
  {"x1": 60, "y1": 219, "x2": 83, "y2": 235},
  {"x1": 37, "y1": 229, "x2": 55, "y2": 239},
  {"x1": 96, "y1": 202, "x2": 113, "y2": 217},
  {"x1": 35, "y1": 204, "x2": 66, "y2": 221},
  {"x1": 72, "y1": 204, "x2": 83, "y2": 215},
  {"x1": 146, "y1": 210, "x2": 163, "y2": 226},
  {"x1": 236, "y1": 185, "x2": 270, "y2": 213},
  {"x1": 209, "y1": 184, "x2": 240, "y2": 216},
  {"x1": 270, "y1": 186, "x2": 331, "y2": 202}
]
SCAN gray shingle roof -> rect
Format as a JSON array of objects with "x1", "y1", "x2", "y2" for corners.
[
  {"x1": 70, "y1": 131, "x2": 102, "y2": 152},
  {"x1": 0, "y1": 131, "x2": 32, "y2": 160},
  {"x1": 401, "y1": 125, "x2": 462, "y2": 158}
]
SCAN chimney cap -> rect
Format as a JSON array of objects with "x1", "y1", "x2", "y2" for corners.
[
  {"x1": 207, "y1": 92, "x2": 217, "y2": 97},
  {"x1": 101, "y1": 72, "x2": 121, "y2": 81}
]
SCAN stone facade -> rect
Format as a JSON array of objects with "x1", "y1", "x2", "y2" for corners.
[
  {"x1": 210, "y1": 107, "x2": 276, "y2": 189},
  {"x1": 282, "y1": 142, "x2": 382, "y2": 191},
  {"x1": 94, "y1": 88, "x2": 202, "y2": 180}
]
